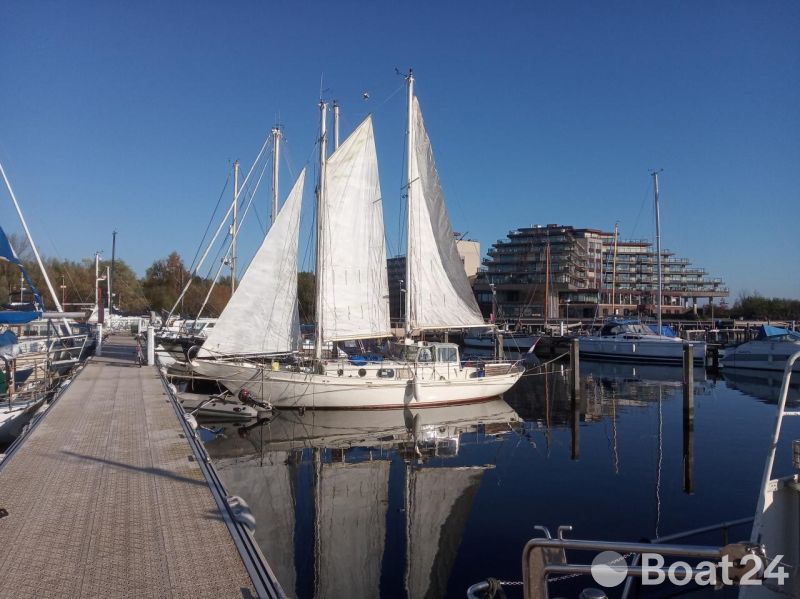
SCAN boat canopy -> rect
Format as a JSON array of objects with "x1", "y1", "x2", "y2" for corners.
[
  {"x1": 756, "y1": 325, "x2": 800, "y2": 341},
  {"x1": 648, "y1": 324, "x2": 677, "y2": 337},
  {"x1": 0, "y1": 311, "x2": 41, "y2": 325}
]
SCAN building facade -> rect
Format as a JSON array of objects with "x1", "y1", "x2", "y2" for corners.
[{"x1": 474, "y1": 224, "x2": 728, "y2": 323}]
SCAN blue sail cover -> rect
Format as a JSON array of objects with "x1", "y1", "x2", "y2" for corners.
[
  {"x1": 757, "y1": 325, "x2": 800, "y2": 340},
  {"x1": 648, "y1": 324, "x2": 678, "y2": 337},
  {"x1": 0, "y1": 225, "x2": 21, "y2": 265},
  {"x1": 0, "y1": 225, "x2": 44, "y2": 317}
]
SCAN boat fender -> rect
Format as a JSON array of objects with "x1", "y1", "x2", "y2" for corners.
[
  {"x1": 238, "y1": 388, "x2": 252, "y2": 403},
  {"x1": 183, "y1": 413, "x2": 198, "y2": 431},
  {"x1": 227, "y1": 495, "x2": 256, "y2": 534},
  {"x1": 358, "y1": 368, "x2": 367, "y2": 377},
  {"x1": 413, "y1": 375, "x2": 421, "y2": 401},
  {"x1": 337, "y1": 368, "x2": 344, "y2": 377},
  {"x1": 186, "y1": 345, "x2": 201, "y2": 361}
]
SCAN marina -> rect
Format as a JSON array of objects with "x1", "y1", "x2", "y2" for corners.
[{"x1": 1, "y1": 4, "x2": 799, "y2": 597}]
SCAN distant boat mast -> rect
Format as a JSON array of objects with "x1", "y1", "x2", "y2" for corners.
[{"x1": 651, "y1": 169, "x2": 664, "y2": 336}]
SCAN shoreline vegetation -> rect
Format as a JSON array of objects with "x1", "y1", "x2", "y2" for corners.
[{"x1": 0, "y1": 237, "x2": 797, "y2": 321}]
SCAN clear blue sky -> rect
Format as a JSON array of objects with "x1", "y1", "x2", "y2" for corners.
[{"x1": 1, "y1": 1, "x2": 798, "y2": 299}]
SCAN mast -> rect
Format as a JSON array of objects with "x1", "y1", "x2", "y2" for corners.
[
  {"x1": 0, "y1": 161, "x2": 66, "y2": 315},
  {"x1": 404, "y1": 70, "x2": 414, "y2": 338},
  {"x1": 231, "y1": 160, "x2": 240, "y2": 293},
  {"x1": 611, "y1": 222, "x2": 619, "y2": 314},
  {"x1": 652, "y1": 169, "x2": 663, "y2": 336},
  {"x1": 271, "y1": 127, "x2": 282, "y2": 226},
  {"x1": 95, "y1": 252, "x2": 100, "y2": 311},
  {"x1": 315, "y1": 100, "x2": 328, "y2": 360},
  {"x1": 333, "y1": 101, "x2": 340, "y2": 151},
  {"x1": 110, "y1": 230, "x2": 116, "y2": 316}
]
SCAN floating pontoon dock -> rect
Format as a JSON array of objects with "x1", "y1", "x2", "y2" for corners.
[{"x1": 0, "y1": 336, "x2": 283, "y2": 598}]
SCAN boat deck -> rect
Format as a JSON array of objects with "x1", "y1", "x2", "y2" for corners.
[{"x1": 0, "y1": 335, "x2": 281, "y2": 598}]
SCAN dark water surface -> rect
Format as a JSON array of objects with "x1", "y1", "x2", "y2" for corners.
[{"x1": 202, "y1": 362, "x2": 800, "y2": 598}]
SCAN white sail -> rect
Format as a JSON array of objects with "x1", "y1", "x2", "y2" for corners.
[
  {"x1": 198, "y1": 169, "x2": 305, "y2": 357},
  {"x1": 317, "y1": 460, "x2": 390, "y2": 599},
  {"x1": 407, "y1": 97, "x2": 485, "y2": 331},
  {"x1": 319, "y1": 116, "x2": 391, "y2": 342}
]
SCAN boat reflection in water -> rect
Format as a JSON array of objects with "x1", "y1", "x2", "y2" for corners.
[
  {"x1": 723, "y1": 367, "x2": 800, "y2": 405},
  {"x1": 202, "y1": 399, "x2": 521, "y2": 599}
]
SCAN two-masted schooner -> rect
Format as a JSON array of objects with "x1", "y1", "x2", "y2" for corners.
[{"x1": 191, "y1": 72, "x2": 523, "y2": 408}]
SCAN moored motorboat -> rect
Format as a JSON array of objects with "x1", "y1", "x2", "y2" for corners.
[
  {"x1": 722, "y1": 325, "x2": 800, "y2": 372},
  {"x1": 578, "y1": 319, "x2": 706, "y2": 365}
]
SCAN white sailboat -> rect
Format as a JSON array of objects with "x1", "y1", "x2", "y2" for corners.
[
  {"x1": 578, "y1": 171, "x2": 706, "y2": 366},
  {"x1": 192, "y1": 73, "x2": 523, "y2": 408}
]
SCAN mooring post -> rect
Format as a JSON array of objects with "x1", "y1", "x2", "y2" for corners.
[
  {"x1": 96, "y1": 323, "x2": 103, "y2": 357},
  {"x1": 683, "y1": 343, "x2": 695, "y2": 494},
  {"x1": 570, "y1": 338, "x2": 580, "y2": 392},
  {"x1": 147, "y1": 326, "x2": 155, "y2": 366}
]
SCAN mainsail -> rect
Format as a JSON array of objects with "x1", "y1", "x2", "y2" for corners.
[
  {"x1": 198, "y1": 169, "x2": 305, "y2": 357},
  {"x1": 319, "y1": 115, "x2": 391, "y2": 342},
  {"x1": 407, "y1": 97, "x2": 485, "y2": 331}
]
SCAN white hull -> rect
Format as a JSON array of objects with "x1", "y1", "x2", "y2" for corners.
[
  {"x1": 578, "y1": 337, "x2": 706, "y2": 365},
  {"x1": 191, "y1": 359, "x2": 522, "y2": 409},
  {"x1": 0, "y1": 396, "x2": 46, "y2": 445},
  {"x1": 723, "y1": 340, "x2": 800, "y2": 372}
]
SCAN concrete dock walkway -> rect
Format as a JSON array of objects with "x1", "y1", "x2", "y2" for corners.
[{"x1": 0, "y1": 336, "x2": 281, "y2": 598}]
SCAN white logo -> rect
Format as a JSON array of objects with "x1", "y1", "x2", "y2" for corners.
[
  {"x1": 590, "y1": 551, "x2": 629, "y2": 587},
  {"x1": 589, "y1": 551, "x2": 789, "y2": 588}
]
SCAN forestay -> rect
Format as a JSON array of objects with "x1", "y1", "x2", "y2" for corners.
[
  {"x1": 319, "y1": 116, "x2": 391, "y2": 342},
  {"x1": 198, "y1": 169, "x2": 305, "y2": 357},
  {"x1": 407, "y1": 97, "x2": 485, "y2": 331}
]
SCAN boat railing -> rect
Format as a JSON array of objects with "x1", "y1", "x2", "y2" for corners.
[
  {"x1": 467, "y1": 519, "x2": 758, "y2": 599},
  {"x1": 753, "y1": 350, "x2": 800, "y2": 519}
]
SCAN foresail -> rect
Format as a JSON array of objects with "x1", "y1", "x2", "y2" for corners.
[
  {"x1": 198, "y1": 169, "x2": 305, "y2": 357},
  {"x1": 320, "y1": 115, "x2": 391, "y2": 342},
  {"x1": 408, "y1": 97, "x2": 485, "y2": 331}
]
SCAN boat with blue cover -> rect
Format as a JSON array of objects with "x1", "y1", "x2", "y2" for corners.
[{"x1": 722, "y1": 325, "x2": 800, "y2": 372}]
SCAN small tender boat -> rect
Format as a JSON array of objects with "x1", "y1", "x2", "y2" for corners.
[{"x1": 722, "y1": 325, "x2": 800, "y2": 372}]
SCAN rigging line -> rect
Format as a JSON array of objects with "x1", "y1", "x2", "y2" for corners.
[
  {"x1": 195, "y1": 152, "x2": 272, "y2": 319},
  {"x1": 188, "y1": 171, "x2": 231, "y2": 275},
  {"x1": 164, "y1": 133, "x2": 273, "y2": 322},
  {"x1": 630, "y1": 179, "x2": 652, "y2": 241}
]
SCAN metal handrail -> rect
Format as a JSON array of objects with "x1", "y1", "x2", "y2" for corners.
[{"x1": 755, "y1": 350, "x2": 800, "y2": 520}]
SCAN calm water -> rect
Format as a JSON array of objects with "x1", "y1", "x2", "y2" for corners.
[{"x1": 202, "y1": 362, "x2": 800, "y2": 599}]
